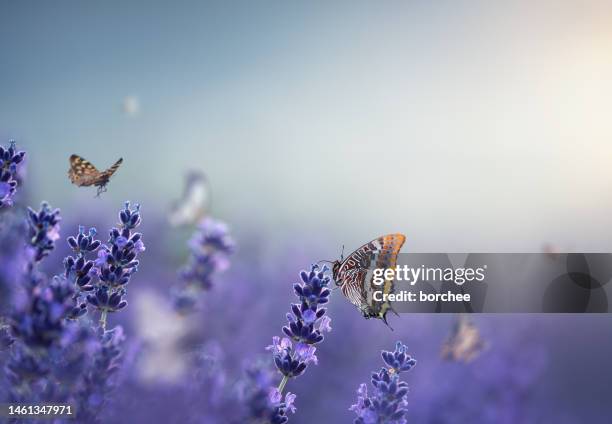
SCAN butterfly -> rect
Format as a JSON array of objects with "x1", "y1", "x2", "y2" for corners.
[
  {"x1": 168, "y1": 171, "x2": 211, "y2": 227},
  {"x1": 440, "y1": 314, "x2": 485, "y2": 362},
  {"x1": 68, "y1": 155, "x2": 123, "y2": 196},
  {"x1": 331, "y1": 233, "x2": 406, "y2": 328}
]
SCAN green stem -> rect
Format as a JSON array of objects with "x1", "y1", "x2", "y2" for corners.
[
  {"x1": 277, "y1": 375, "x2": 289, "y2": 394},
  {"x1": 99, "y1": 309, "x2": 108, "y2": 331}
]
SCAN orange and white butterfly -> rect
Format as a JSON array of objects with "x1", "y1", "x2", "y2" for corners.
[
  {"x1": 68, "y1": 155, "x2": 123, "y2": 196},
  {"x1": 331, "y1": 233, "x2": 406, "y2": 328}
]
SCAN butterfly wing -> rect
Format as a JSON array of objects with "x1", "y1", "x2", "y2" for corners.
[
  {"x1": 168, "y1": 171, "x2": 210, "y2": 227},
  {"x1": 68, "y1": 155, "x2": 102, "y2": 187},
  {"x1": 336, "y1": 233, "x2": 406, "y2": 323},
  {"x1": 100, "y1": 158, "x2": 123, "y2": 185}
]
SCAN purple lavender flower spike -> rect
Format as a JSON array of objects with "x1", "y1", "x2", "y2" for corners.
[
  {"x1": 282, "y1": 264, "x2": 331, "y2": 345},
  {"x1": 87, "y1": 201, "x2": 144, "y2": 329},
  {"x1": 174, "y1": 217, "x2": 235, "y2": 312},
  {"x1": 64, "y1": 225, "x2": 102, "y2": 319},
  {"x1": 350, "y1": 341, "x2": 417, "y2": 424},
  {"x1": 382, "y1": 341, "x2": 417, "y2": 373},
  {"x1": 5, "y1": 203, "x2": 90, "y2": 404},
  {"x1": 0, "y1": 140, "x2": 26, "y2": 209},
  {"x1": 261, "y1": 264, "x2": 332, "y2": 423}
]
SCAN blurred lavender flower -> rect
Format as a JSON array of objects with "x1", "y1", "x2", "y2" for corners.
[
  {"x1": 0, "y1": 211, "x2": 27, "y2": 317},
  {"x1": 174, "y1": 217, "x2": 234, "y2": 312},
  {"x1": 262, "y1": 264, "x2": 332, "y2": 422},
  {"x1": 25, "y1": 202, "x2": 61, "y2": 263},
  {"x1": 5, "y1": 202, "x2": 87, "y2": 404},
  {"x1": 0, "y1": 140, "x2": 26, "y2": 209},
  {"x1": 10, "y1": 276, "x2": 75, "y2": 350},
  {"x1": 0, "y1": 324, "x2": 14, "y2": 351},
  {"x1": 76, "y1": 326, "x2": 125, "y2": 423},
  {"x1": 239, "y1": 359, "x2": 296, "y2": 424},
  {"x1": 350, "y1": 341, "x2": 417, "y2": 424},
  {"x1": 87, "y1": 202, "x2": 144, "y2": 329}
]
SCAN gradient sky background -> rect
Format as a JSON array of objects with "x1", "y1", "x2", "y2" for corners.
[{"x1": 2, "y1": 0, "x2": 612, "y2": 254}]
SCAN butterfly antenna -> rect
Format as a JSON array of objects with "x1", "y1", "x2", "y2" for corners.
[{"x1": 340, "y1": 244, "x2": 345, "y2": 261}]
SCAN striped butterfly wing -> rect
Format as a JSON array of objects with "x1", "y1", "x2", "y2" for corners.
[
  {"x1": 336, "y1": 233, "x2": 406, "y2": 324},
  {"x1": 68, "y1": 155, "x2": 102, "y2": 187},
  {"x1": 100, "y1": 158, "x2": 123, "y2": 185}
]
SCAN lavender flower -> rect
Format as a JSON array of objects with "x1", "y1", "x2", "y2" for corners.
[
  {"x1": 63, "y1": 203, "x2": 141, "y2": 421},
  {"x1": 0, "y1": 324, "x2": 13, "y2": 351},
  {"x1": 87, "y1": 202, "x2": 144, "y2": 329},
  {"x1": 239, "y1": 360, "x2": 297, "y2": 424},
  {"x1": 266, "y1": 337, "x2": 317, "y2": 379},
  {"x1": 63, "y1": 226, "x2": 102, "y2": 319},
  {"x1": 25, "y1": 202, "x2": 61, "y2": 263},
  {"x1": 268, "y1": 388, "x2": 297, "y2": 424},
  {"x1": 5, "y1": 202, "x2": 82, "y2": 404},
  {"x1": 10, "y1": 276, "x2": 75, "y2": 350},
  {"x1": 75, "y1": 326, "x2": 125, "y2": 423},
  {"x1": 282, "y1": 265, "x2": 332, "y2": 344},
  {"x1": 0, "y1": 140, "x2": 26, "y2": 209},
  {"x1": 0, "y1": 211, "x2": 27, "y2": 317},
  {"x1": 175, "y1": 217, "x2": 234, "y2": 312},
  {"x1": 262, "y1": 264, "x2": 332, "y2": 422},
  {"x1": 350, "y1": 341, "x2": 417, "y2": 424}
]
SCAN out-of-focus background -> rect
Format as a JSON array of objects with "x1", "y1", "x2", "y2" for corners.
[{"x1": 2, "y1": 1, "x2": 612, "y2": 423}]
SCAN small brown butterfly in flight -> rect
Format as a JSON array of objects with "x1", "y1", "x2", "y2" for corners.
[
  {"x1": 68, "y1": 155, "x2": 123, "y2": 197},
  {"x1": 329, "y1": 233, "x2": 406, "y2": 329}
]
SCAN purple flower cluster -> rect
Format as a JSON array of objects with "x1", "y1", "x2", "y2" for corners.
[
  {"x1": 2, "y1": 198, "x2": 144, "y2": 423},
  {"x1": 0, "y1": 140, "x2": 26, "y2": 209},
  {"x1": 6, "y1": 202, "x2": 77, "y2": 402},
  {"x1": 175, "y1": 217, "x2": 234, "y2": 312},
  {"x1": 87, "y1": 202, "x2": 145, "y2": 329},
  {"x1": 350, "y1": 341, "x2": 417, "y2": 424},
  {"x1": 263, "y1": 264, "x2": 332, "y2": 422},
  {"x1": 25, "y1": 202, "x2": 61, "y2": 263},
  {"x1": 64, "y1": 226, "x2": 102, "y2": 319}
]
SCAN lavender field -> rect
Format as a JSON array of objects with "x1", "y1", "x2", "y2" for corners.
[
  {"x1": 3, "y1": 1, "x2": 612, "y2": 422},
  {"x1": 1, "y1": 140, "x2": 611, "y2": 423}
]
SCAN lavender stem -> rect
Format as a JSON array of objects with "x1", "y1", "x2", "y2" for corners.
[
  {"x1": 99, "y1": 309, "x2": 108, "y2": 330},
  {"x1": 277, "y1": 375, "x2": 289, "y2": 394}
]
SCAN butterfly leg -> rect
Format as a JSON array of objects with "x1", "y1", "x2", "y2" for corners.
[{"x1": 95, "y1": 185, "x2": 108, "y2": 197}]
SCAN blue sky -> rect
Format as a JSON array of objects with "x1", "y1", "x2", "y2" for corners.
[{"x1": 2, "y1": 1, "x2": 612, "y2": 252}]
